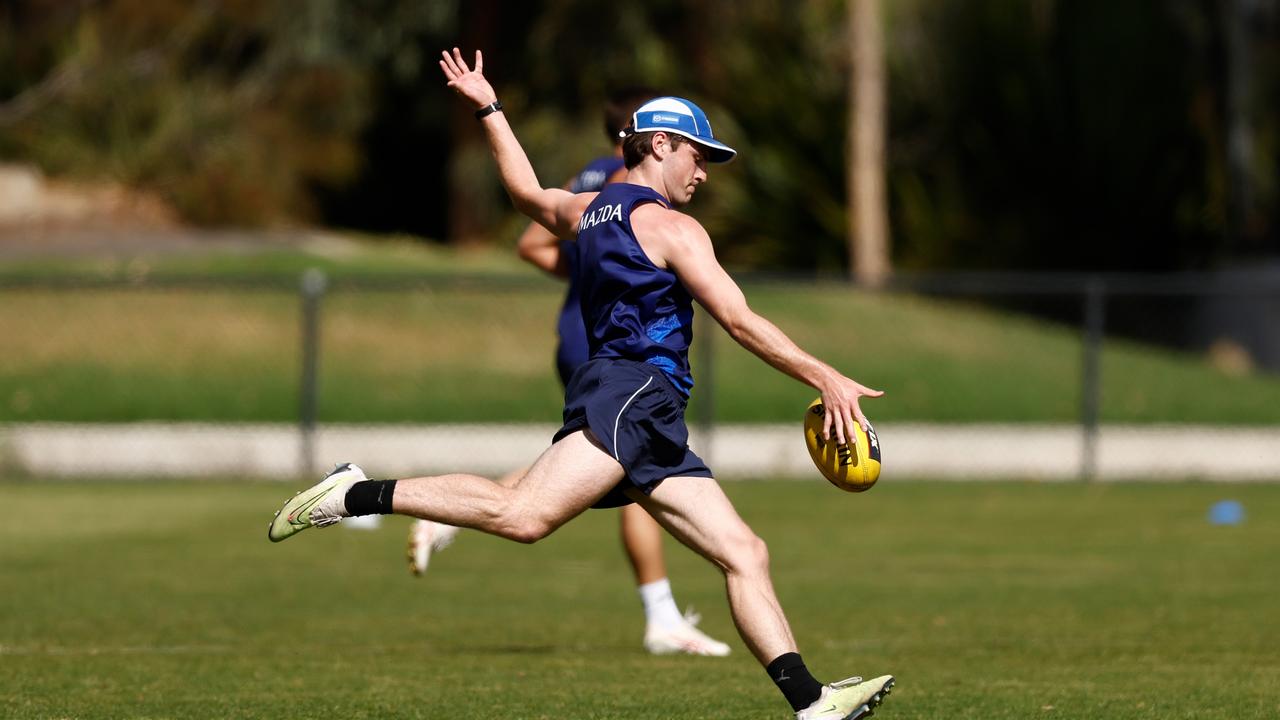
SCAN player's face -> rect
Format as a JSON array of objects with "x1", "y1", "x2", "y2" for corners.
[{"x1": 664, "y1": 139, "x2": 708, "y2": 207}]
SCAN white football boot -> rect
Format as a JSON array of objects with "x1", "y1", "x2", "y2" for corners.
[
  {"x1": 795, "y1": 675, "x2": 895, "y2": 720},
  {"x1": 643, "y1": 608, "x2": 731, "y2": 657},
  {"x1": 267, "y1": 463, "x2": 367, "y2": 542},
  {"x1": 407, "y1": 519, "x2": 460, "y2": 576}
]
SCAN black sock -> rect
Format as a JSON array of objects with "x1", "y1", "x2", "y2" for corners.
[
  {"x1": 766, "y1": 652, "x2": 824, "y2": 712},
  {"x1": 344, "y1": 479, "x2": 397, "y2": 516}
]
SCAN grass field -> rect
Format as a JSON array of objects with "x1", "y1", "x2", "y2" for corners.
[
  {"x1": 0, "y1": 235, "x2": 534, "y2": 281},
  {"x1": 2, "y1": 479, "x2": 1277, "y2": 719}
]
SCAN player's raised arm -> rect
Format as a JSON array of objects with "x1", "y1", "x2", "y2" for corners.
[
  {"x1": 438, "y1": 48, "x2": 587, "y2": 238},
  {"x1": 651, "y1": 211, "x2": 883, "y2": 446}
]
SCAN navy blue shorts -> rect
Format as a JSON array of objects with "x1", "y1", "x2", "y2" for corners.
[{"x1": 554, "y1": 358, "x2": 712, "y2": 508}]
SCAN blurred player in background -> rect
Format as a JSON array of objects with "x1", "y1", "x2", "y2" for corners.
[
  {"x1": 406, "y1": 88, "x2": 731, "y2": 658},
  {"x1": 270, "y1": 49, "x2": 894, "y2": 720}
]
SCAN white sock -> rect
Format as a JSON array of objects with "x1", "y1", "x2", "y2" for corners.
[{"x1": 638, "y1": 578, "x2": 685, "y2": 630}]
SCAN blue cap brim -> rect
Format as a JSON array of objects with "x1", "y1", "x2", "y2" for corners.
[
  {"x1": 692, "y1": 137, "x2": 737, "y2": 164},
  {"x1": 662, "y1": 130, "x2": 736, "y2": 164}
]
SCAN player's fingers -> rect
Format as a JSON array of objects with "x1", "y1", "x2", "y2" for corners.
[
  {"x1": 852, "y1": 401, "x2": 870, "y2": 432},
  {"x1": 440, "y1": 50, "x2": 460, "y2": 77},
  {"x1": 475, "y1": 49, "x2": 483, "y2": 73},
  {"x1": 821, "y1": 407, "x2": 833, "y2": 442},
  {"x1": 452, "y1": 47, "x2": 469, "y2": 72},
  {"x1": 862, "y1": 386, "x2": 885, "y2": 398},
  {"x1": 831, "y1": 404, "x2": 848, "y2": 446},
  {"x1": 842, "y1": 407, "x2": 857, "y2": 446}
]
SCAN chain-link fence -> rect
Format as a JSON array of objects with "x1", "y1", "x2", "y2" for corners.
[{"x1": 2, "y1": 271, "x2": 1277, "y2": 481}]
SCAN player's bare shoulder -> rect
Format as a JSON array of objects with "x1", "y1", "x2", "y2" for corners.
[
  {"x1": 559, "y1": 192, "x2": 599, "y2": 239},
  {"x1": 630, "y1": 203, "x2": 709, "y2": 268}
]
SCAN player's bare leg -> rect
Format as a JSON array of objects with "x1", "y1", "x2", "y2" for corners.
[
  {"x1": 621, "y1": 502, "x2": 730, "y2": 656},
  {"x1": 390, "y1": 431, "x2": 622, "y2": 543},
  {"x1": 631, "y1": 476, "x2": 893, "y2": 718},
  {"x1": 629, "y1": 475, "x2": 794, "y2": 663},
  {"x1": 408, "y1": 466, "x2": 527, "y2": 575},
  {"x1": 272, "y1": 431, "x2": 622, "y2": 544}
]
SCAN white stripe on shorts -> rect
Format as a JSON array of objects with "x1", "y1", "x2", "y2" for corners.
[{"x1": 611, "y1": 376, "x2": 654, "y2": 462}]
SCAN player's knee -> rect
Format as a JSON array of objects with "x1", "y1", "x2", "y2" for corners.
[
  {"x1": 499, "y1": 512, "x2": 556, "y2": 544},
  {"x1": 747, "y1": 533, "x2": 770, "y2": 572},
  {"x1": 723, "y1": 530, "x2": 770, "y2": 576},
  {"x1": 511, "y1": 519, "x2": 555, "y2": 544}
]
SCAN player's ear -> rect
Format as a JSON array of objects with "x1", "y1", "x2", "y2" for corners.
[{"x1": 651, "y1": 131, "x2": 670, "y2": 160}]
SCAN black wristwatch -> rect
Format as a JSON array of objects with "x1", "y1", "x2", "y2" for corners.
[{"x1": 474, "y1": 101, "x2": 503, "y2": 120}]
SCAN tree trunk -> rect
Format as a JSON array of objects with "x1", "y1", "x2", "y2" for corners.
[
  {"x1": 447, "y1": 0, "x2": 499, "y2": 247},
  {"x1": 847, "y1": 0, "x2": 891, "y2": 284},
  {"x1": 1222, "y1": 0, "x2": 1257, "y2": 252}
]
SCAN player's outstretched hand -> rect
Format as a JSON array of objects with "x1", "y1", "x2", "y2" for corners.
[
  {"x1": 819, "y1": 375, "x2": 883, "y2": 446},
  {"x1": 439, "y1": 47, "x2": 497, "y2": 109}
]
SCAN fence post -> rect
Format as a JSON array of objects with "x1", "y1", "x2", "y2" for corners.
[
  {"x1": 299, "y1": 268, "x2": 328, "y2": 478},
  {"x1": 1080, "y1": 276, "x2": 1105, "y2": 481}
]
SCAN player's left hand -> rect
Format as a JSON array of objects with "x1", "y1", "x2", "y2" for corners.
[{"x1": 438, "y1": 47, "x2": 497, "y2": 109}]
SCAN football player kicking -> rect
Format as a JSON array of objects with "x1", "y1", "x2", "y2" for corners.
[{"x1": 270, "y1": 48, "x2": 893, "y2": 720}]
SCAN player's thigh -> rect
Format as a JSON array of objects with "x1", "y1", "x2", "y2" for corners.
[
  {"x1": 628, "y1": 475, "x2": 757, "y2": 571},
  {"x1": 511, "y1": 429, "x2": 626, "y2": 528}
]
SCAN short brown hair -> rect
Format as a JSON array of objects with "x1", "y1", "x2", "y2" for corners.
[
  {"x1": 621, "y1": 131, "x2": 688, "y2": 169},
  {"x1": 604, "y1": 87, "x2": 661, "y2": 143}
]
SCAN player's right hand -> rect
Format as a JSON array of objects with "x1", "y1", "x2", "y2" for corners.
[
  {"x1": 438, "y1": 47, "x2": 497, "y2": 110},
  {"x1": 818, "y1": 374, "x2": 883, "y2": 447}
]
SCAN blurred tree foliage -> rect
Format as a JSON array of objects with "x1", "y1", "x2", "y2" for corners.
[
  {"x1": 885, "y1": 0, "x2": 1276, "y2": 271},
  {"x1": 0, "y1": 0, "x2": 454, "y2": 225},
  {"x1": 1, "y1": 0, "x2": 1276, "y2": 270}
]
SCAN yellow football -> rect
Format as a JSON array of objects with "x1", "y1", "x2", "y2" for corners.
[{"x1": 803, "y1": 398, "x2": 882, "y2": 492}]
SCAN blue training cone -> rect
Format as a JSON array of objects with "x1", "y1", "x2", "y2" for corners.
[{"x1": 1208, "y1": 500, "x2": 1245, "y2": 526}]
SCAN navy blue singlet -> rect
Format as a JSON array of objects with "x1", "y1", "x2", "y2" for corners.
[
  {"x1": 555, "y1": 156, "x2": 625, "y2": 385},
  {"x1": 572, "y1": 182, "x2": 696, "y2": 395},
  {"x1": 569, "y1": 156, "x2": 626, "y2": 194}
]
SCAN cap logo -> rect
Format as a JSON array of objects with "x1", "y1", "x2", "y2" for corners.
[{"x1": 652, "y1": 113, "x2": 683, "y2": 123}]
